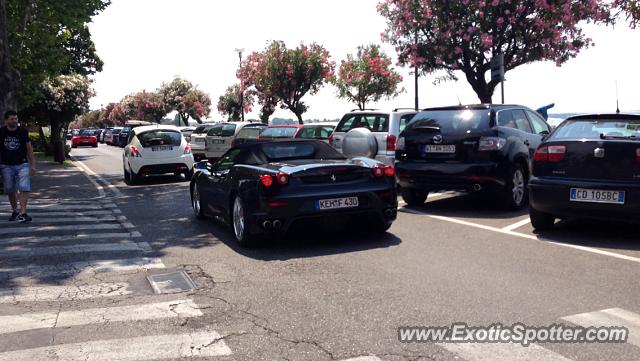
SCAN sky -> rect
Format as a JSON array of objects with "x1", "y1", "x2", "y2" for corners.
[{"x1": 88, "y1": 0, "x2": 640, "y2": 120}]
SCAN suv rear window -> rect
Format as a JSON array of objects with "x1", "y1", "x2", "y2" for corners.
[
  {"x1": 551, "y1": 119, "x2": 640, "y2": 140},
  {"x1": 193, "y1": 125, "x2": 215, "y2": 134},
  {"x1": 336, "y1": 114, "x2": 389, "y2": 133},
  {"x1": 137, "y1": 130, "x2": 182, "y2": 147},
  {"x1": 260, "y1": 127, "x2": 299, "y2": 139},
  {"x1": 259, "y1": 141, "x2": 345, "y2": 161},
  {"x1": 407, "y1": 109, "x2": 490, "y2": 133},
  {"x1": 207, "y1": 124, "x2": 237, "y2": 137},
  {"x1": 236, "y1": 127, "x2": 263, "y2": 140}
]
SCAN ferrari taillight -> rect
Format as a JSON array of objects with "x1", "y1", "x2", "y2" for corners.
[
  {"x1": 260, "y1": 174, "x2": 273, "y2": 187},
  {"x1": 275, "y1": 172, "x2": 289, "y2": 186},
  {"x1": 372, "y1": 165, "x2": 394, "y2": 178}
]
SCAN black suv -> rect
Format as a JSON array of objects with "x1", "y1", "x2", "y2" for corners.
[{"x1": 395, "y1": 104, "x2": 552, "y2": 209}]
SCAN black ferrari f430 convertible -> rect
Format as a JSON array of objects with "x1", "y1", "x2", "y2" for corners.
[{"x1": 190, "y1": 140, "x2": 398, "y2": 246}]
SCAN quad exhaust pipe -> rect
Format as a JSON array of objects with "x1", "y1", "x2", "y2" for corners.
[{"x1": 261, "y1": 219, "x2": 283, "y2": 230}]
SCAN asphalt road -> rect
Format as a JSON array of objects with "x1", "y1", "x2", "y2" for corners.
[{"x1": 1, "y1": 142, "x2": 638, "y2": 361}]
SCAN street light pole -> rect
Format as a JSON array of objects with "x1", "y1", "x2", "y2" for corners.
[
  {"x1": 235, "y1": 48, "x2": 245, "y2": 122},
  {"x1": 414, "y1": 31, "x2": 419, "y2": 111}
]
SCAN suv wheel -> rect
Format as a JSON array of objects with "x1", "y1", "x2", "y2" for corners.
[
  {"x1": 530, "y1": 207, "x2": 556, "y2": 231},
  {"x1": 502, "y1": 164, "x2": 528, "y2": 209},
  {"x1": 401, "y1": 189, "x2": 428, "y2": 206}
]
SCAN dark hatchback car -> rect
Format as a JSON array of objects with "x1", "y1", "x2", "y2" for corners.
[
  {"x1": 529, "y1": 114, "x2": 640, "y2": 230},
  {"x1": 395, "y1": 104, "x2": 552, "y2": 209},
  {"x1": 190, "y1": 140, "x2": 398, "y2": 246}
]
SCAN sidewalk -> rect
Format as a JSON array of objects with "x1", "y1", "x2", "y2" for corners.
[{"x1": 1, "y1": 160, "x2": 101, "y2": 206}]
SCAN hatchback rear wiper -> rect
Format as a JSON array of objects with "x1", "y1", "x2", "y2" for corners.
[{"x1": 600, "y1": 133, "x2": 639, "y2": 140}]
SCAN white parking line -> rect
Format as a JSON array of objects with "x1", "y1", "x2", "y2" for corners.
[
  {"x1": 0, "y1": 283, "x2": 133, "y2": 304},
  {"x1": 440, "y1": 342, "x2": 572, "y2": 361},
  {"x1": 16, "y1": 216, "x2": 118, "y2": 224},
  {"x1": 0, "y1": 331, "x2": 232, "y2": 360},
  {"x1": 0, "y1": 210, "x2": 115, "y2": 217},
  {"x1": 73, "y1": 157, "x2": 124, "y2": 197},
  {"x1": 398, "y1": 201, "x2": 640, "y2": 264},
  {"x1": 562, "y1": 308, "x2": 640, "y2": 347},
  {"x1": 0, "y1": 232, "x2": 141, "y2": 245},
  {"x1": 341, "y1": 356, "x2": 382, "y2": 361},
  {"x1": 25, "y1": 204, "x2": 104, "y2": 210},
  {"x1": 501, "y1": 217, "x2": 532, "y2": 232},
  {"x1": 0, "y1": 299, "x2": 202, "y2": 335}
]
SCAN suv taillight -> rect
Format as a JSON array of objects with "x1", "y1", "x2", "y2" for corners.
[
  {"x1": 328, "y1": 133, "x2": 334, "y2": 146},
  {"x1": 231, "y1": 139, "x2": 238, "y2": 148},
  {"x1": 386, "y1": 134, "x2": 396, "y2": 151},
  {"x1": 478, "y1": 137, "x2": 506, "y2": 151},
  {"x1": 534, "y1": 145, "x2": 566, "y2": 162}
]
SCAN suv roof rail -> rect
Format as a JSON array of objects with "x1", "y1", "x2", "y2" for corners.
[
  {"x1": 350, "y1": 108, "x2": 379, "y2": 112},
  {"x1": 393, "y1": 107, "x2": 418, "y2": 112}
]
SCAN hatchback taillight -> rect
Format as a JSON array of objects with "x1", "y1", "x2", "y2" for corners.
[
  {"x1": 534, "y1": 145, "x2": 566, "y2": 162},
  {"x1": 386, "y1": 134, "x2": 396, "y2": 151},
  {"x1": 130, "y1": 146, "x2": 142, "y2": 158},
  {"x1": 184, "y1": 143, "x2": 191, "y2": 154}
]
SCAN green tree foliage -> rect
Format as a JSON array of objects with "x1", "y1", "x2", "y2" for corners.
[{"x1": 217, "y1": 84, "x2": 255, "y2": 122}]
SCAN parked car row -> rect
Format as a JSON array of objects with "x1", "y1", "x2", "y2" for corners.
[{"x1": 106, "y1": 105, "x2": 639, "y2": 244}]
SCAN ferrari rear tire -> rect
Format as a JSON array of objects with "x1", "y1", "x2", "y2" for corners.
[{"x1": 231, "y1": 196, "x2": 255, "y2": 247}]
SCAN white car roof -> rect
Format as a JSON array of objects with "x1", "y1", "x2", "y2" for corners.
[{"x1": 133, "y1": 125, "x2": 180, "y2": 134}]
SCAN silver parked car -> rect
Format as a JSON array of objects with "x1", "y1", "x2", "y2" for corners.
[{"x1": 329, "y1": 109, "x2": 417, "y2": 165}]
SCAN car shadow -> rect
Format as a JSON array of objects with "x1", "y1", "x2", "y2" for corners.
[
  {"x1": 200, "y1": 218, "x2": 402, "y2": 261},
  {"x1": 534, "y1": 218, "x2": 640, "y2": 252},
  {"x1": 412, "y1": 192, "x2": 529, "y2": 219}
]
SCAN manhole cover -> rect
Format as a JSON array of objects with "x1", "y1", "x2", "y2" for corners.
[{"x1": 147, "y1": 271, "x2": 197, "y2": 294}]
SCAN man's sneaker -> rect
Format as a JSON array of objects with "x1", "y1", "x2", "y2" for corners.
[
  {"x1": 8, "y1": 211, "x2": 19, "y2": 221},
  {"x1": 17, "y1": 214, "x2": 32, "y2": 223}
]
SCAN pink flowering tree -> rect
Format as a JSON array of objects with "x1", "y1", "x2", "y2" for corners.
[
  {"x1": 333, "y1": 44, "x2": 404, "y2": 110},
  {"x1": 238, "y1": 41, "x2": 335, "y2": 124},
  {"x1": 159, "y1": 77, "x2": 212, "y2": 125},
  {"x1": 613, "y1": 0, "x2": 640, "y2": 27},
  {"x1": 378, "y1": 0, "x2": 610, "y2": 103},
  {"x1": 217, "y1": 84, "x2": 255, "y2": 121}
]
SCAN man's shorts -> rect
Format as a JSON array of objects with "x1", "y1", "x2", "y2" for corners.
[{"x1": 1, "y1": 163, "x2": 31, "y2": 193}]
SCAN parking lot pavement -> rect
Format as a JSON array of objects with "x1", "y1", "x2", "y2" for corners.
[{"x1": 399, "y1": 192, "x2": 640, "y2": 262}]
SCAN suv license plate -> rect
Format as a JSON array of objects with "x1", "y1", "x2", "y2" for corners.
[
  {"x1": 152, "y1": 146, "x2": 173, "y2": 152},
  {"x1": 570, "y1": 188, "x2": 625, "y2": 204},
  {"x1": 422, "y1": 145, "x2": 456, "y2": 153},
  {"x1": 317, "y1": 197, "x2": 359, "y2": 210}
]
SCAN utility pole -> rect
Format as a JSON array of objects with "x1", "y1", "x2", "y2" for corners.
[
  {"x1": 235, "y1": 48, "x2": 245, "y2": 121},
  {"x1": 414, "y1": 31, "x2": 419, "y2": 111},
  {"x1": 490, "y1": 53, "x2": 505, "y2": 104}
]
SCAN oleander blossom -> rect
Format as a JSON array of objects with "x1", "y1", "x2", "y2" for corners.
[
  {"x1": 332, "y1": 44, "x2": 404, "y2": 110},
  {"x1": 377, "y1": 0, "x2": 611, "y2": 102}
]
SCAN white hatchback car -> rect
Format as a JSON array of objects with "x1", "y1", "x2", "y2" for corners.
[
  {"x1": 122, "y1": 125, "x2": 194, "y2": 184},
  {"x1": 204, "y1": 122, "x2": 266, "y2": 160}
]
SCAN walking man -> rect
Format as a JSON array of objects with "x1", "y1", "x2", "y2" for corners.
[{"x1": 0, "y1": 111, "x2": 36, "y2": 223}]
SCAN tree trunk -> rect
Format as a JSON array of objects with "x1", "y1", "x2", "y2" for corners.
[
  {"x1": 50, "y1": 121, "x2": 65, "y2": 164},
  {"x1": 295, "y1": 112, "x2": 303, "y2": 125},
  {"x1": 464, "y1": 70, "x2": 495, "y2": 104},
  {"x1": 0, "y1": 0, "x2": 17, "y2": 127},
  {"x1": 38, "y1": 126, "x2": 51, "y2": 155}
]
